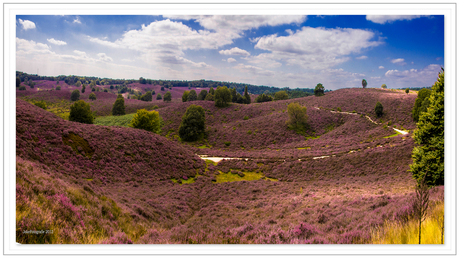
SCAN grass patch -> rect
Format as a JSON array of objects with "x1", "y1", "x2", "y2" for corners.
[
  {"x1": 215, "y1": 170, "x2": 277, "y2": 183},
  {"x1": 94, "y1": 113, "x2": 135, "y2": 127},
  {"x1": 305, "y1": 135, "x2": 320, "y2": 140},
  {"x1": 296, "y1": 147, "x2": 311, "y2": 150},
  {"x1": 383, "y1": 131, "x2": 402, "y2": 138},
  {"x1": 198, "y1": 145, "x2": 208, "y2": 149}
]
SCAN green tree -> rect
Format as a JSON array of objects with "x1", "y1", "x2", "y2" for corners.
[
  {"x1": 112, "y1": 96, "x2": 126, "y2": 116},
  {"x1": 89, "y1": 92, "x2": 97, "y2": 101},
  {"x1": 19, "y1": 86, "x2": 26, "y2": 90},
  {"x1": 141, "y1": 91, "x2": 153, "y2": 102},
  {"x1": 56, "y1": 85, "x2": 61, "y2": 90},
  {"x1": 412, "y1": 89, "x2": 432, "y2": 122},
  {"x1": 75, "y1": 81, "x2": 82, "y2": 87},
  {"x1": 16, "y1": 77, "x2": 20, "y2": 87},
  {"x1": 362, "y1": 79, "x2": 367, "y2": 88},
  {"x1": 209, "y1": 87, "x2": 215, "y2": 95},
  {"x1": 286, "y1": 102, "x2": 308, "y2": 134},
  {"x1": 179, "y1": 105, "x2": 206, "y2": 141},
  {"x1": 69, "y1": 100, "x2": 94, "y2": 124},
  {"x1": 214, "y1": 86, "x2": 232, "y2": 107},
  {"x1": 156, "y1": 93, "x2": 162, "y2": 100},
  {"x1": 187, "y1": 90, "x2": 197, "y2": 101},
  {"x1": 198, "y1": 89, "x2": 208, "y2": 100},
  {"x1": 161, "y1": 86, "x2": 165, "y2": 91},
  {"x1": 410, "y1": 69, "x2": 444, "y2": 186},
  {"x1": 314, "y1": 83, "x2": 325, "y2": 96},
  {"x1": 34, "y1": 101, "x2": 47, "y2": 110},
  {"x1": 205, "y1": 93, "x2": 214, "y2": 101},
  {"x1": 255, "y1": 93, "x2": 273, "y2": 103},
  {"x1": 243, "y1": 86, "x2": 251, "y2": 104},
  {"x1": 274, "y1": 90, "x2": 289, "y2": 101},
  {"x1": 182, "y1": 91, "x2": 190, "y2": 102},
  {"x1": 381, "y1": 84, "x2": 387, "y2": 89},
  {"x1": 129, "y1": 109, "x2": 162, "y2": 133},
  {"x1": 81, "y1": 84, "x2": 86, "y2": 93},
  {"x1": 230, "y1": 88, "x2": 238, "y2": 102},
  {"x1": 163, "y1": 91, "x2": 172, "y2": 102},
  {"x1": 71, "y1": 90, "x2": 80, "y2": 101},
  {"x1": 375, "y1": 101, "x2": 383, "y2": 117},
  {"x1": 405, "y1": 88, "x2": 410, "y2": 94}
]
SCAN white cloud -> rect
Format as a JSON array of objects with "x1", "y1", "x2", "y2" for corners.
[
  {"x1": 253, "y1": 26, "x2": 382, "y2": 70},
  {"x1": 47, "y1": 38, "x2": 67, "y2": 46},
  {"x1": 233, "y1": 63, "x2": 275, "y2": 77},
  {"x1": 87, "y1": 36, "x2": 122, "y2": 48},
  {"x1": 391, "y1": 58, "x2": 406, "y2": 65},
  {"x1": 97, "y1": 53, "x2": 113, "y2": 62},
  {"x1": 16, "y1": 38, "x2": 52, "y2": 55},
  {"x1": 219, "y1": 47, "x2": 250, "y2": 56},
  {"x1": 73, "y1": 16, "x2": 81, "y2": 24},
  {"x1": 366, "y1": 15, "x2": 429, "y2": 24},
  {"x1": 356, "y1": 55, "x2": 368, "y2": 60},
  {"x1": 384, "y1": 64, "x2": 442, "y2": 88},
  {"x1": 227, "y1": 58, "x2": 236, "y2": 63},
  {"x1": 379, "y1": 66, "x2": 385, "y2": 69},
  {"x1": 18, "y1": 19, "x2": 36, "y2": 30}
]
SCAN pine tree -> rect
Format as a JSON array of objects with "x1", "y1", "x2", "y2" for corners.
[{"x1": 244, "y1": 86, "x2": 251, "y2": 104}]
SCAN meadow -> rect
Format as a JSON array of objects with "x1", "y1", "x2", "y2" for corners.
[{"x1": 15, "y1": 78, "x2": 444, "y2": 244}]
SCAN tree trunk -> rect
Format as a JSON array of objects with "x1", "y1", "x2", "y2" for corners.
[{"x1": 419, "y1": 219, "x2": 422, "y2": 244}]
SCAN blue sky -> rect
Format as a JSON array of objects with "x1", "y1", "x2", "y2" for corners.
[{"x1": 16, "y1": 15, "x2": 444, "y2": 90}]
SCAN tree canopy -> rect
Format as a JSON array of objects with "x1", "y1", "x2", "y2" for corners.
[
  {"x1": 129, "y1": 109, "x2": 162, "y2": 133},
  {"x1": 69, "y1": 100, "x2": 94, "y2": 124},
  {"x1": 314, "y1": 83, "x2": 325, "y2": 97},
  {"x1": 179, "y1": 105, "x2": 206, "y2": 141},
  {"x1": 214, "y1": 86, "x2": 232, "y2": 107}
]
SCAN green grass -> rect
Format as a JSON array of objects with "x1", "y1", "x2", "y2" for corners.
[
  {"x1": 383, "y1": 131, "x2": 402, "y2": 138},
  {"x1": 198, "y1": 145, "x2": 209, "y2": 149},
  {"x1": 94, "y1": 113, "x2": 135, "y2": 127},
  {"x1": 215, "y1": 170, "x2": 278, "y2": 183},
  {"x1": 296, "y1": 147, "x2": 311, "y2": 150},
  {"x1": 305, "y1": 135, "x2": 320, "y2": 140}
]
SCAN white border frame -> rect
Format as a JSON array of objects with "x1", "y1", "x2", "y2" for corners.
[{"x1": 3, "y1": 2, "x2": 457, "y2": 256}]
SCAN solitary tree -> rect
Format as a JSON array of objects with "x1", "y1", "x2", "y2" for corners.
[
  {"x1": 412, "y1": 88, "x2": 432, "y2": 122},
  {"x1": 112, "y1": 96, "x2": 126, "y2": 116},
  {"x1": 179, "y1": 105, "x2": 206, "y2": 141},
  {"x1": 410, "y1": 69, "x2": 444, "y2": 186},
  {"x1": 89, "y1": 92, "x2": 97, "y2": 101},
  {"x1": 129, "y1": 109, "x2": 162, "y2": 133},
  {"x1": 182, "y1": 91, "x2": 190, "y2": 102},
  {"x1": 71, "y1": 90, "x2": 80, "y2": 101},
  {"x1": 375, "y1": 101, "x2": 383, "y2": 117},
  {"x1": 69, "y1": 100, "x2": 94, "y2": 124},
  {"x1": 274, "y1": 90, "x2": 289, "y2": 101},
  {"x1": 141, "y1": 91, "x2": 153, "y2": 102},
  {"x1": 405, "y1": 88, "x2": 410, "y2": 94},
  {"x1": 156, "y1": 93, "x2": 162, "y2": 100},
  {"x1": 214, "y1": 86, "x2": 232, "y2": 107},
  {"x1": 286, "y1": 102, "x2": 308, "y2": 134},
  {"x1": 381, "y1": 84, "x2": 387, "y2": 89},
  {"x1": 163, "y1": 91, "x2": 172, "y2": 102},
  {"x1": 314, "y1": 83, "x2": 325, "y2": 96},
  {"x1": 243, "y1": 86, "x2": 251, "y2": 104},
  {"x1": 187, "y1": 90, "x2": 198, "y2": 101},
  {"x1": 362, "y1": 79, "x2": 367, "y2": 88}
]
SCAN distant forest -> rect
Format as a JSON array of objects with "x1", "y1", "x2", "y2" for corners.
[{"x1": 16, "y1": 71, "x2": 317, "y2": 98}]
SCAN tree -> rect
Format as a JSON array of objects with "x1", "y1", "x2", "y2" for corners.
[
  {"x1": 412, "y1": 88, "x2": 432, "y2": 122},
  {"x1": 230, "y1": 88, "x2": 238, "y2": 102},
  {"x1": 255, "y1": 93, "x2": 273, "y2": 103},
  {"x1": 314, "y1": 83, "x2": 325, "y2": 96},
  {"x1": 141, "y1": 91, "x2": 153, "y2": 102},
  {"x1": 209, "y1": 87, "x2": 215, "y2": 95},
  {"x1": 71, "y1": 90, "x2": 80, "y2": 101},
  {"x1": 161, "y1": 86, "x2": 165, "y2": 91},
  {"x1": 16, "y1": 77, "x2": 20, "y2": 87},
  {"x1": 156, "y1": 93, "x2": 162, "y2": 100},
  {"x1": 19, "y1": 86, "x2": 26, "y2": 90},
  {"x1": 362, "y1": 79, "x2": 367, "y2": 88},
  {"x1": 112, "y1": 96, "x2": 126, "y2": 116},
  {"x1": 187, "y1": 90, "x2": 197, "y2": 101},
  {"x1": 375, "y1": 101, "x2": 383, "y2": 117},
  {"x1": 405, "y1": 88, "x2": 410, "y2": 94},
  {"x1": 163, "y1": 91, "x2": 172, "y2": 102},
  {"x1": 198, "y1": 89, "x2": 208, "y2": 100},
  {"x1": 381, "y1": 84, "x2": 387, "y2": 89},
  {"x1": 413, "y1": 177, "x2": 430, "y2": 244},
  {"x1": 286, "y1": 102, "x2": 308, "y2": 134},
  {"x1": 89, "y1": 92, "x2": 97, "y2": 101},
  {"x1": 214, "y1": 86, "x2": 232, "y2": 107},
  {"x1": 69, "y1": 100, "x2": 94, "y2": 124},
  {"x1": 110, "y1": 85, "x2": 114, "y2": 89},
  {"x1": 410, "y1": 69, "x2": 444, "y2": 186},
  {"x1": 205, "y1": 93, "x2": 214, "y2": 101},
  {"x1": 243, "y1": 86, "x2": 251, "y2": 104},
  {"x1": 75, "y1": 81, "x2": 82, "y2": 87},
  {"x1": 56, "y1": 85, "x2": 61, "y2": 90},
  {"x1": 139, "y1": 77, "x2": 146, "y2": 84},
  {"x1": 274, "y1": 90, "x2": 289, "y2": 100},
  {"x1": 129, "y1": 109, "x2": 162, "y2": 133},
  {"x1": 179, "y1": 105, "x2": 206, "y2": 141},
  {"x1": 81, "y1": 84, "x2": 86, "y2": 93},
  {"x1": 182, "y1": 91, "x2": 190, "y2": 102}
]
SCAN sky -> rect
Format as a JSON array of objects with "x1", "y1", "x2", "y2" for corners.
[{"x1": 16, "y1": 15, "x2": 444, "y2": 90}]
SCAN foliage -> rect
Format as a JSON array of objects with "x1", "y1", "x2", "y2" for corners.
[
  {"x1": 274, "y1": 91, "x2": 289, "y2": 101},
  {"x1": 140, "y1": 91, "x2": 152, "y2": 102},
  {"x1": 375, "y1": 102, "x2": 383, "y2": 117},
  {"x1": 198, "y1": 90, "x2": 208, "y2": 101},
  {"x1": 182, "y1": 91, "x2": 189, "y2": 102},
  {"x1": 314, "y1": 83, "x2": 325, "y2": 97},
  {"x1": 412, "y1": 88, "x2": 432, "y2": 122},
  {"x1": 129, "y1": 109, "x2": 162, "y2": 133},
  {"x1": 16, "y1": 77, "x2": 20, "y2": 87},
  {"x1": 381, "y1": 84, "x2": 387, "y2": 89},
  {"x1": 34, "y1": 101, "x2": 47, "y2": 110},
  {"x1": 179, "y1": 105, "x2": 206, "y2": 141},
  {"x1": 187, "y1": 90, "x2": 197, "y2": 101},
  {"x1": 209, "y1": 87, "x2": 215, "y2": 95},
  {"x1": 19, "y1": 86, "x2": 26, "y2": 90},
  {"x1": 156, "y1": 93, "x2": 162, "y2": 100},
  {"x1": 405, "y1": 88, "x2": 410, "y2": 94},
  {"x1": 69, "y1": 100, "x2": 94, "y2": 124},
  {"x1": 410, "y1": 69, "x2": 444, "y2": 186},
  {"x1": 255, "y1": 93, "x2": 273, "y2": 103},
  {"x1": 56, "y1": 85, "x2": 61, "y2": 90},
  {"x1": 244, "y1": 86, "x2": 251, "y2": 104},
  {"x1": 214, "y1": 86, "x2": 232, "y2": 107},
  {"x1": 70, "y1": 90, "x2": 80, "y2": 101},
  {"x1": 286, "y1": 102, "x2": 308, "y2": 134},
  {"x1": 362, "y1": 79, "x2": 367, "y2": 89},
  {"x1": 112, "y1": 97, "x2": 126, "y2": 116},
  {"x1": 89, "y1": 93, "x2": 97, "y2": 101},
  {"x1": 413, "y1": 178, "x2": 430, "y2": 244},
  {"x1": 205, "y1": 93, "x2": 214, "y2": 101},
  {"x1": 163, "y1": 91, "x2": 172, "y2": 102}
]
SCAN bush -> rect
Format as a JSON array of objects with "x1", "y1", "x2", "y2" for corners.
[
  {"x1": 381, "y1": 84, "x2": 387, "y2": 89},
  {"x1": 34, "y1": 101, "x2": 47, "y2": 110},
  {"x1": 129, "y1": 109, "x2": 162, "y2": 133},
  {"x1": 70, "y1": 90, "x2": 80, "y2": 101},
  {"x1": 187, "y1": 90, "x2": 197, "y2": 101},
  {"x1": 112, "y1": 97, "x2": 126, "y2": 116},
  {"x1": 161, "y1": 86, "x2": 165, "y2": 91},
  {"x1": 197, "y1": 90, "x2": 208, "y2": 101},
  {"x1": 163, "y1": 91, "x2": 172, "y2": 102},
  {"x1": 214, "y1": 86, "x2": 232, "y2": 107},
  {"x1": 89, "y1": 93, "x2": 97, "y2": 101},
  {"x1": 140, "y1": 91, "x2": 152, "y2": 102},
  {"x1": 104, "y1": 89, "x2": 108, "y2": 92},
  {"x1": 255, "y1": 93, "x2": 273, "y2": 103},
  {"x1": 205, "y1": 93, "x2": 214, "y2": 101},
  {"x1": 182, "y1": 91, "x2": 190, "y2": 102},
  {"x1": 314, "y1": 83, "x2": 325, "y2": 97},
  {"x1": 19, "y1": 86, "x2": 26, "y2": 90},
  {"x1": 375, "y1": 101, "x2": 384, "y2": 117},
  {"x1": 405, "y1": 88, "x2": 410, "y2": 94},
  {"x1": 243, "y1": 116, "x2": 249, "y2": 120},
  {"x1": 179, "y1": 105, "x2": 206, "y2": 142},
  {"x1": 69, "y1": 100, "x2": 94, "y2": 124},
  {"x1": 224, "y1": 141, "x2": 231, "y2": 146},
  {"x1": 274, "y1": 91, "x2": 289, "y2": 101},
  {"x1": 286, "y1": 102, "x2": 308, "y2": 134},
  {"x1": 156, "y1": 93, "x2": 162, "y2": 100},
  {"x1": 56, "y1": 86, "x2": 61, "y2": 90}
]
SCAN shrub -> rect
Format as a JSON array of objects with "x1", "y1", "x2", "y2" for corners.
[
  {"x1": 182, "y1": 91, "x2": 190, "y2": 102},
  {"x1": 34, "y1": 101, "x2": 47, "y2": 110},
  {"x1": 286, "y1": 102, "x2": 308, "y2": 134},
  {"x1": 209, "y1": 87, "x2": 215, "y2": 95},
  {"x1": 156, "y1": 93, "x2": 162, "y2": 100},
  {"x1": 110, "y1": 85, "x2": 114, "y2": 89},
  {"x1": 140, "y1": 91, "x2": 152, "y2": 102},
  {"x1": 163, "y1": 91, "x2": 172, "y2": 102},
  {"x1": 375, "y1": 101, "x2": 384, "y2": 117},
  {"x1": 89, "y1": 93, "x2": 97, "y2": 101},
  {"x1": 187, "y1": 90, "x2": 197, "y2": 101},
  {"x1": 179, "y1": 105, "x2": 206, "y2": 142},
  {"x1": 104, "y1": 89, "x2": 108, "y2": 92},
  {"x1": 70, "y1": 90, "x2": 80, "y2": 101},
  {"x1": 405, "y1": 88, "x2": 410, "y2": 94},
  {"x1": 161, "y1": 86, "x2": 165, "y2": 91},
  {"x1": 256, "y1": 93, "x2": 273, "y2": 103},
  {"x1": 204, "y1": 93, "x2": 214, "y2": 101},
  {"x1": 381, "y1": 84, "x2": 387, "y2": 89},
  {"x1": 362, "y1": 79, "x2": 367, "y2": 88},
  {"x1": 112, "y1": 97, "x2": 126, "y2": 116},
  {"x1": 91, "y1": 87, "x2": 96, "y2": 92},
  {"x1": 19, "y1": 86, "x2": 26, "y2": 90},
  {"x1": 243, "y1": 116, "x2": 249, "y2": 120},
  {"x1": 274, "y1": 91, "x2": 289, "y2": 101},
  {"x1": 314, "y1": 83, "x2": 325, "y2": 96},
  {"x1": 214, "y1": 86, "x2": 232, "y2": 107},
  {"x1": 198, "y1": 90, "x2": 208, "y2": 100},
  {"x1": 56, "y1": 86, "x2": 61, "y2": 90},
  {"x1": 69, "y1": 100, "x2": 94, "y2": 124},
  {"x1": 224, "y1": 141, "x2": 231, "y2": 146},
  {"x1": 129, "y1": 109, "x2": 162, "y2": 133}
]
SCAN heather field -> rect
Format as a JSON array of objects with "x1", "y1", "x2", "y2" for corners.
[{"x1": 16, "y1": 81, "x2": 444, "y2": 245}]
